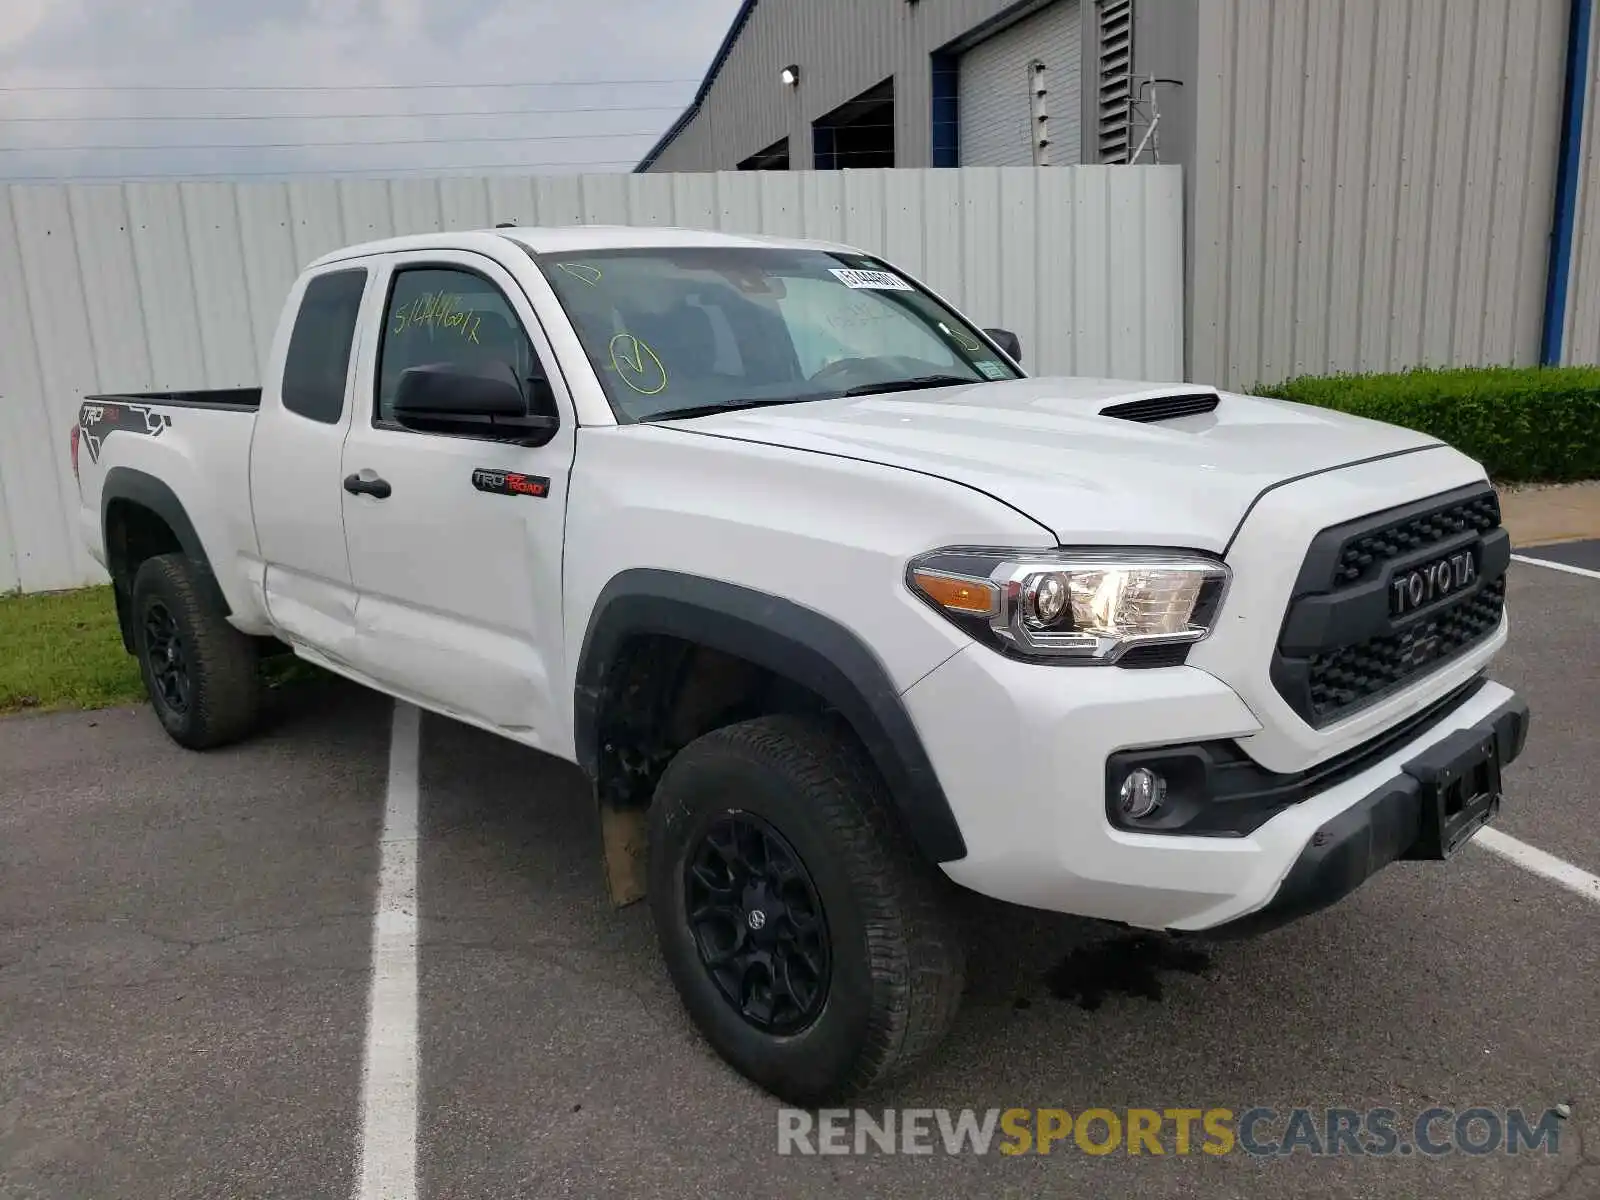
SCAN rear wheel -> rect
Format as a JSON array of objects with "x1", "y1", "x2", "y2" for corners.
[
  {"x1": 131, "y1": 553, "x2": 260, "y2": 749},
  {"x1": 648, "y1": 714, "x2": 966, "y2": 1105}
]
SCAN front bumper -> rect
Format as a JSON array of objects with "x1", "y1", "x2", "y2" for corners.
[
  {"x1": 900, "y1": 645, "x2": 1528, "y2": 932},
  {"x1": 1201, "y1": 689, "x2": 1528, "y2": 937}
]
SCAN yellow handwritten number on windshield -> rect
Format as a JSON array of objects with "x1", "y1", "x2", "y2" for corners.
[{"x1": 609, "y1": 333, "x2": 668, "y2": 395}]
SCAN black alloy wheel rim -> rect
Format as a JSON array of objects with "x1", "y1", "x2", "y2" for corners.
[
  {"x1": 684, "y1": 812, "x2": 832, "y2": 1035},
  {"x1": 143, "y1": 600, "x2": 192, "y2": 715}
]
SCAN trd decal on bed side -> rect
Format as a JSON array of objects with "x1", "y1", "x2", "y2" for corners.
[{"x1": 79, "y1": 402, "x2": 172, "y2": 465}]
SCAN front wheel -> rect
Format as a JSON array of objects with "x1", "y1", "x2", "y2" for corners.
[
  {"x1": 131, "y1": 553, "x2": 261, "y2": 750},
  {"x1": 648, "y1": 714, "x2": 966, "y2": 1106}
]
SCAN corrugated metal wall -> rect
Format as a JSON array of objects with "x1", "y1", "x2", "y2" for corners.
[
  {"x1": 959, "y1": 0, "x2": 1082, "y2": 166},
  {"x1": 646, "y1": 0, "x2": 1070, "y2": 172},
  {"x1": 1563, "y1": 11, "x2": 1600, "y2": 366},
  {"x1": 1191, "y1": 0, "x2": 1572, "y2": 389},
  {"x1": 0, "y1": 165, "x2": 1183, "y2": 593}
]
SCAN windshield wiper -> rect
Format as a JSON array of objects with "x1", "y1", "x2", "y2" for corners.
[
  {"x1": 643, "y1": 398, "x2": 809, "y2": 422},
  {"x1": 839, "y1": 374, "x2": 977, "y2": 397}
]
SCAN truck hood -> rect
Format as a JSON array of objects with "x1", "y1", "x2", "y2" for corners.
[{"x1": 673, "y1": 377, "x2": 1446, "y2": 551}]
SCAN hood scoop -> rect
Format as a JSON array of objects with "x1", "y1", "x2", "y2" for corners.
[{"x1": 1099, "y1": 391, "x2": 1221, "y2": 423}]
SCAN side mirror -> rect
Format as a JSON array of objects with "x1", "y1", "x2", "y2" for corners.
[
  {"x1": 393, "y1": 360, "x2": 558, "y2": 445},
  {"x1": 984, "y1": 328, "x2": 1022, "y2": 364}
]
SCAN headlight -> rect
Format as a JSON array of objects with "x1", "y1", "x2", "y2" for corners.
[{"x1": 906, "y1": 547, "x2": 1230, "y2": 664}]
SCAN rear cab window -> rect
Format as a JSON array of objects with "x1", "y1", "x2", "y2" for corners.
[{"x1": 281, "y1": 268, "x2": 368, "y2": 424}]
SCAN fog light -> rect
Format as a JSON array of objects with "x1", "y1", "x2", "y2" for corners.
[{"x1": 1119, "y1": 767, "x2": 1166, "y2": 819}]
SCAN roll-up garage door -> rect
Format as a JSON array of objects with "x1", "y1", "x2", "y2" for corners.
[{"x1": 957, "y1": 0, "x2": 1082, "y2": 166}]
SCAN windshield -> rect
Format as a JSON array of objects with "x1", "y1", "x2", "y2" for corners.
[{"x1": 533, "y1": 246, "x2": 1022, "y2": 421}]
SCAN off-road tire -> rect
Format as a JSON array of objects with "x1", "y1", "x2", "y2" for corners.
[
  {"x1": 648, "y1": 713, "x2": 966, "y2": 1106},
  {"x1": 131, "y1": 553, "x2": 261, "y2": 750}
]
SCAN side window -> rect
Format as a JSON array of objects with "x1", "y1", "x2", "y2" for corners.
[
  {"x1": 376, "y1": 266, "x2": 540, "y2": 427},
  {"x1": 281, "y1": 268, "x2": 367, "y2": 424}
]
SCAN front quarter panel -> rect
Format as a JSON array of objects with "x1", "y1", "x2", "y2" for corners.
[{"x1": 562, "y1": 423, "x2": 1055, "y2": 713}]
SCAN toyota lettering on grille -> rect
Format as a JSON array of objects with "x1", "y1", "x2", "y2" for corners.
[{"x1": 1390, "y1": 549, "x2": 1478, "y2": 618}]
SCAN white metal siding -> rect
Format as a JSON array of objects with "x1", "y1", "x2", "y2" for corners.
[
  {"x1": 1190, "y1": 0, "x2": 1571, "y2": 389},
  {"x1": 1564, "y1": 15, "x2": 1600, "y2": 366},
  {"x1": 959, "y1": 1, "x2": 1083, "y2": 166},
  {"x1": 0, "y1": 166, "x2": 1182, "y2": 593}
]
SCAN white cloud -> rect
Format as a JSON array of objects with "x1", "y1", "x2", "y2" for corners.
[
  {"x1": 0, "y1": 0, "x2": 75, "y2": 52},
  {"x1": 0, "y1": 0, "x2": 738, "y2": 181}
]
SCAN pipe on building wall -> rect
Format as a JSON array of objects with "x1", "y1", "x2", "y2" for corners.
[{"x1": 1540, "y1": 0, "x2": 1594, "y2": 365}]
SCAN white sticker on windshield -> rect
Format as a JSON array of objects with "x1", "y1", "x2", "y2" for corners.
[
  {"x1": 828, "y1": 268, "x2": 914, "y2": 291},
  {"x1": 974, "y1": 359, "x2": 1008, "y2": 380}
]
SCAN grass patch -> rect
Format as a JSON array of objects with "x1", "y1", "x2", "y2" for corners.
[
  {"x1": 0, "y1": 585, "x2": 144, "y2": 714},
  {"x1": 1, "y1": 583, "x2": 333, "y2": 717},
  {"x1": 1254, "y1": 365, "x2": 1600, "y2": 483}
]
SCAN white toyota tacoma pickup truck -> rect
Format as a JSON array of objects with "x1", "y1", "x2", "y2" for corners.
[{"x1": 73, "y1": 225, "x2": 1528, "y2": 1104}]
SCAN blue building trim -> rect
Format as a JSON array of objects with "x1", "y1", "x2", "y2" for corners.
[
  {"x1": 1541, "y1": 0, "x2": 1594, "y2": 365},
  {"x1": 634, "y1": 0, "x2": 762, "y2": 172},
  {"x1": 930, "y1": 52, "x2": 960, "y2": 167}
]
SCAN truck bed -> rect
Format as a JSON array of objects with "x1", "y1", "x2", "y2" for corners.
[
  {"x1": 75, "y1": 387, "x2": 266, "y2": 600},
  {"x1": 86, "y1": 388, "x2": 262, "y2": 411}
]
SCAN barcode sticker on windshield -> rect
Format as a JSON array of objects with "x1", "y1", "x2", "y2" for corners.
[
  {"x1": 975, "y1": 360, "x2": 1008, "y2": 380},
  {"x1": 829, "y1": 268, "x2": 914, "y2": 291}
]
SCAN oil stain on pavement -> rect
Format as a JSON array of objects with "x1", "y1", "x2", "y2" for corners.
[{"x1": 1043, "y1": 933, "x2": 1213, "y2": 1010}]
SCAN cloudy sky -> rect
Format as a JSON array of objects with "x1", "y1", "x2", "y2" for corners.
[{"x1": 0, "y1": 0, "x2": 740, "y2": 183}]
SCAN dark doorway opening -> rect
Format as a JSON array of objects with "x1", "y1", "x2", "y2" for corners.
[
  {"x1": 812, "y1": 78, "x2": 895, "y2": 169},
  {"x1": 737, "y1": 137, "x2": 790, "y2": 170}
]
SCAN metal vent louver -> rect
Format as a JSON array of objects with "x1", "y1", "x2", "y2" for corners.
[
  {"x1": 1099, "y1": 392, "x2": 1220, "y2": 422},
  {"x1": 1097, "y1": 0, "x2": 1135, "y2": 163}
]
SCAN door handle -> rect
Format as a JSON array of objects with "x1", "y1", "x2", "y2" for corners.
[{"x1": 343, "y1": 473, "x2": 392, "y2": 499}]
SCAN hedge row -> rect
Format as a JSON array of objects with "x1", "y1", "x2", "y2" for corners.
[{"x1": 1253, "y1": 365, "x2": 1600, "y2": 483}]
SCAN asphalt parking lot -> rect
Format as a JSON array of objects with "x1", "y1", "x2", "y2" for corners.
[{"x1": 3, "y1": 558, "x2": 1598, "y2": 1200}]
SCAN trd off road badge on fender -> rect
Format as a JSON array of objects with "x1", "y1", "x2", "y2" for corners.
[{"x1": 471, "y1": 468, "x2": 550, "y2": 498}]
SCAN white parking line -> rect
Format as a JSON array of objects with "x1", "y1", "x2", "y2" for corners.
[
  {"x1": 1496, "y1": 553, "x2": 1600, "y2": 900},
  {"x1": 1511, "y1": 552, "x2": 1600, "y2": 581},
  {"x1": 355, "y1": 701, "x2": 421, "y2": 1200},
  {"x1": 1474, "y1": 826, "x2": 1600, "y2": 905}
]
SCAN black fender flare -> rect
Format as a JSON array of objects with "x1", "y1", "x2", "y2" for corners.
[
  {"x1": 573, "y1": 569, "x2": 968, "y2": 864},
  {"x1": 101, "y1": 468, "x2": 230, "y2": 648}
]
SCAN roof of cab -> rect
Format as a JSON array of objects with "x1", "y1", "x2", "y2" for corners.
[{"x1": 304, "y1": 224, "x2": 858, "y2": 271}]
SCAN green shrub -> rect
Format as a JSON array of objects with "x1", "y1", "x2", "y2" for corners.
[{"x1": 1252, "y1": 365, "x2": 1600, "y2": 483}]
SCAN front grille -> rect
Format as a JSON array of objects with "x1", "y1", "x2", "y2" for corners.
[
  {"x1": 1333, "y1": 491, "x2": 1500, "y2": 588},
  {"x1": 1306, "y1": 576, "x2": 1506, "y2": 722},
  {"x1": 1272, "y1": 483, "x2": 1510, "y2": 727}
]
